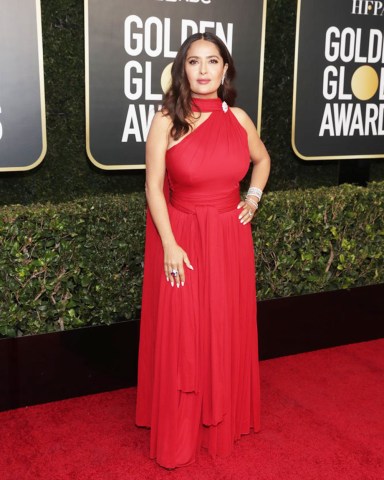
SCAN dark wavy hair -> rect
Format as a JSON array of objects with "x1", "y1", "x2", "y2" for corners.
[{"x1": 163, "y1": 32, "x2": 237, "y2": 140}]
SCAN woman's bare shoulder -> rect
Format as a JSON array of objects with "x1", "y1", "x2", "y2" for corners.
[
  {"x1": 147, "y1": 110, "x2": 173, "y2": 146},
  {"x1": 230, "y1": 107, "x2": 258, "y2": 135},
  {"x1": 151, "y1": 110, "x2": 172, "y2": 130},
  {"x1": 229, "y1": 106, "x2": 251, "y2": 125}
]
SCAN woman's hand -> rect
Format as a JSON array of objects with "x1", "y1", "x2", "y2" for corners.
[
  {"x1": 163, "y1": 242, "x2": 194, "y2": 287},
  {"x1": 237, "y1": 198, "x2": 258, "y2": 225}
]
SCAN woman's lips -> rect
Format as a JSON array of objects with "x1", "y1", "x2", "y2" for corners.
[{"x1": 197, "y1": 79, "x2": 210, "y2": 84}]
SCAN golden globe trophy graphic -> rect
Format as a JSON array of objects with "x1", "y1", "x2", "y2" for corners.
[
  {"x1": 160, "y1": 63, "x2": 173, "y2": 94},
  {"x1": 351, "y1": 66, "x2": 380, "y2": 102}
]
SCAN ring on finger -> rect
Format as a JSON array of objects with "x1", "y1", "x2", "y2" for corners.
[{"x1": 170, "y1": 269, "x2": 178, "y2": 277}]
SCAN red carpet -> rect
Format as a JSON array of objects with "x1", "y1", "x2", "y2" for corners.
[{"x1": 1, "y1": 339, "x2": 383, "y2": 480}]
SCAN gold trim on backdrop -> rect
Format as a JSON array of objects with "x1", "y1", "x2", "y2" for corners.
[
  {"x1": 257, "y1": 0, "x2": 267, "y2": 136},
  {"x1": 84, "y1": 0, "x2": 145, "y2": 171},
  {"x1": 0, "y1": 0, "x2": 47, "y2": 172},
  {"x1": 291, "y1": 0, "x2": 384, "y2": 161},
  {"x1": 291, "y1": 0, "x2": 302, "y2": 160}
]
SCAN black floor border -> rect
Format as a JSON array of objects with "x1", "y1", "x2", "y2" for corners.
[
  {"x1": 1, "y1": 284, "x2": 383, "y2": 411},
  {"x1": 257, "y1": 283, "x2": 383, "y2": 359}
]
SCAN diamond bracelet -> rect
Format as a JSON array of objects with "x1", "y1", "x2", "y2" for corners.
[
  {"x1": 245, "y1": 197, "x2": 259, "y2": 210},
  {"x1": 247, "y1": 187, "x2": 263, "y2": 201}
]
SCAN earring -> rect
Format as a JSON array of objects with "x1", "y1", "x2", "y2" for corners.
[{"x1": 221, "y1": 75, "x2": 225, "y2": 86}]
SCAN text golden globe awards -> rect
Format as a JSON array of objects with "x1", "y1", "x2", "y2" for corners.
[{"x1": 293, "y1": 0, "x2": 384, "y2": 160}]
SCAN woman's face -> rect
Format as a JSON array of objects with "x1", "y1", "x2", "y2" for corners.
[{"x1": 184, "y1": 39, "x2": 228, "y2": 99}]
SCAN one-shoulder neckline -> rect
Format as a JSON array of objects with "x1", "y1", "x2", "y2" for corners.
[{"x1": 166, "y1": 112, "x2": 214, "y2": 152}]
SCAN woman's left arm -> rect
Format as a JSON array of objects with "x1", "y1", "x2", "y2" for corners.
[{"x1": 231, "y1": 107, "x2": 271, "y2": 225}]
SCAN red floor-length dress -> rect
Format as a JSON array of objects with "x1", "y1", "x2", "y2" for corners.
[{"x1": 136, "y1": 97, "x2": 260, "y2": 469}]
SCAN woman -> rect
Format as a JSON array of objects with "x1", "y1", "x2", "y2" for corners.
[{"x1": 136, "y1": 32, "x2": 270, "y2": 469}]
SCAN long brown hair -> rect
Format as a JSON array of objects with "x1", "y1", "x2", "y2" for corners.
[{"x1": 163, "y1": 32, "x2": 237, "y2": 140}]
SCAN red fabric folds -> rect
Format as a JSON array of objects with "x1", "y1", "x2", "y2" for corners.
[{"x1": 136, "y1": 98, "x2": 260, "y2": 469}]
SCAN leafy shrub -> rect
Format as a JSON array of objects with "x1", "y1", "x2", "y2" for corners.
[
  {"x1": 0, "y1": 195, "x2": 145, "y2": 337},
  {"x1": 0, "y1": 183, "x2": 382, "y2": 337},
  {"x1": 254, "y1": 182, "x2": 383, "y2": 297}
]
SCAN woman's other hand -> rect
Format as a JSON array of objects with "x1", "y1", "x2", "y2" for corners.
[
  {"x1": 163, "y1": 242, "x2": 194, "y2": 287},
  {"x1": 237, "y1": 199, "x2": 257, "y2": 225}
]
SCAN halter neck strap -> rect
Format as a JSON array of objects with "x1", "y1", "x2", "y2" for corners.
[{"x1": 191, "y1": 97, "x2": 223, "y2": 112}]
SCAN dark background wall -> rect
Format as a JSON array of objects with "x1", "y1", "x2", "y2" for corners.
[{"x1": 0, "y1": 0, "x2": 382, "y2": 206}]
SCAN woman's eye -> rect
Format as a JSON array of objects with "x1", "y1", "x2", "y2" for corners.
[
  {"x1": 188, "y1": 59, "x2": 198, "y2": 65},
  {"x1": 209, "y1": 59, "x2": 219, "y2": 64}
]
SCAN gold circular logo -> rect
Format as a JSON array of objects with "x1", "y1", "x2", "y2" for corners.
[
  {"x1": 160, "y1": 63, "x2": 173, "y2": 94},
  {"x1": 351, "y1": 65, "x2": 379, "y2": 101}
]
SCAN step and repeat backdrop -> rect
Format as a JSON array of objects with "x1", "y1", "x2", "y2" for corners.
[
  {"x1": 293, "y1": 0, "x2": 384, "y2": 160},
  {"x1": 1, "y1": 1, "x2": 383, "y2": 172},
  {"x1": 0, "y1": 0, "x2": 46, "y2": 172},
  {"x1": 85, "y1": 0, "x2": 267, "y2": 169}
]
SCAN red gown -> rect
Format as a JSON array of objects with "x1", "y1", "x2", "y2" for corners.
[{"x1": 136, "y1": 97, "x2": 260, "y2": 469}]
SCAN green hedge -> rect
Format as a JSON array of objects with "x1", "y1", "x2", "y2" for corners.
[
  {"x1": 255, "y1": 182, "x2": 383, "y2": 297},
  {"x1": 0, "y1": 182, "x2": 382, "y2": 338}
]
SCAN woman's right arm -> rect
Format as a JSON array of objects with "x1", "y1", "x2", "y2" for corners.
[{"x1": 145, "y1": 112, "x2": 193, "y2": 287}]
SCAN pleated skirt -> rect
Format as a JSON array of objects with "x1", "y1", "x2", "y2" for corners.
[{"x1": 136, "y1": 201, "x2": 260, "y2": 469}]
